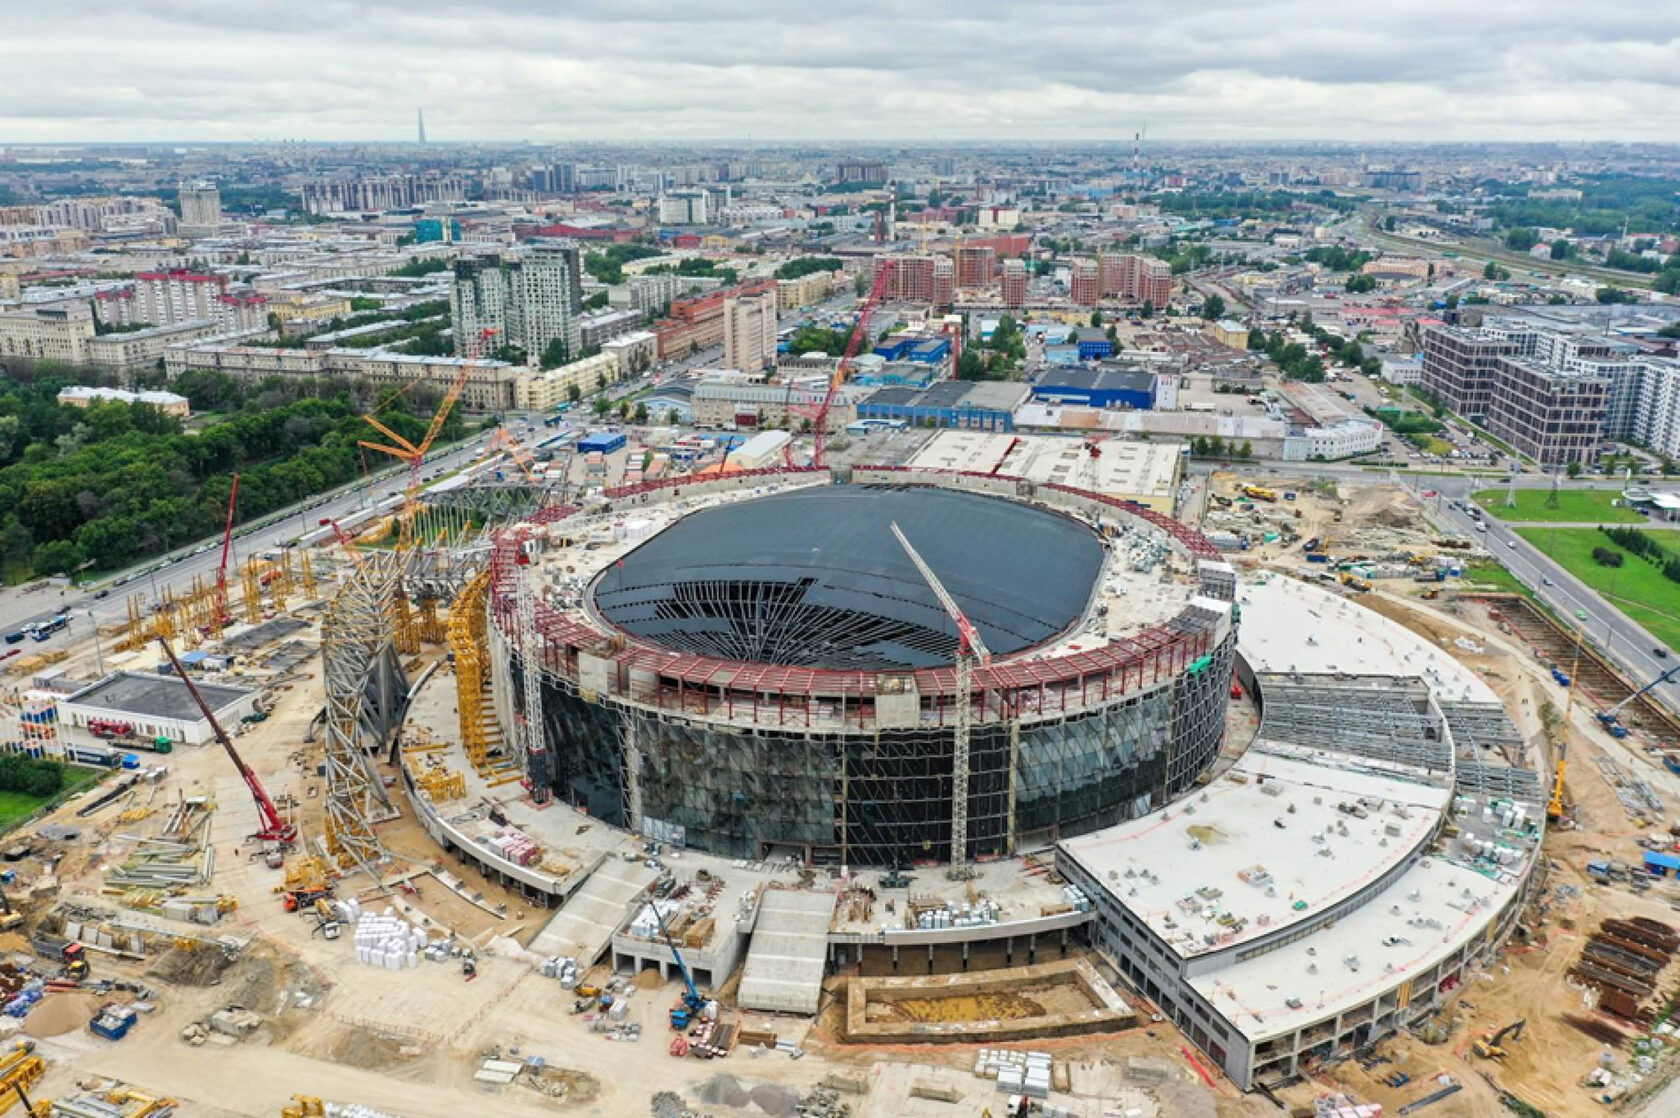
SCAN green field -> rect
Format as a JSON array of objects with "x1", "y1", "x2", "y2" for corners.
[
  {"x1": 0, "y1": 765, "x2": 101, "y2": 834},
  {"x1": 1461, "y1": 562, "x2": 1532, "y2": 597},
  {"x1": 1474, "y1": 488, "x2": 1645, "y2": 524},
  {"x1": 1515, "y1": 527, "x2": 1680, "y2": 651}
]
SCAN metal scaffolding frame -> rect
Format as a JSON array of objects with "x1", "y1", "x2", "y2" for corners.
[
  {"x1": 1255, "y1": 674, "x2": 1453, "y2": 775},
  {"x1": 320, "y1": 550, "x2": 407, "y2": 875}
]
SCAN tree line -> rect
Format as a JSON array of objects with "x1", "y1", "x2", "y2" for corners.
[
  {"x1": 1599, "y1": 525, "x2": 1680, "y2": 586},
  {"x1": 0, "y1": 367, "x2": 457, "y2": 580}
]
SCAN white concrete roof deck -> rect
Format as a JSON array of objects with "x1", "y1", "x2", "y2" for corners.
[
  {"x1": 1237, "y1": 574, "x2": 1497, "y2": 705},
  {"x1": 1060, "y1": 751, "x2": 1450, "y2": 960},
  {"x1": 1191, "y1": 837, "x2": 1523, "y2": 1043}
]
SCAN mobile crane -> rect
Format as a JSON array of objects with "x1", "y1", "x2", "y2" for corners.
[
  {"x1": 156, "y1": 636, "x2": 297, "y2": 848},
  {"x1": 1595, "y1": 664, "x2": 1680, "y2": 738},
  {"x1": 651, "y1": 902, "x2": 707, "y2": 1030}
]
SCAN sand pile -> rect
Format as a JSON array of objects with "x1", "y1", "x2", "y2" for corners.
[{"x1": 24, "y1": 991, "x2": 101, "y2": 1038}]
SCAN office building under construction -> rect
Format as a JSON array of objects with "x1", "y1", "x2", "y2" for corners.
[{"x1": 482, "y1": 467, "x2": 1238, "y2": 866}]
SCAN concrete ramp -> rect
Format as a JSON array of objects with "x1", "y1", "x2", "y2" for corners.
[
  {"x1": 738, "y1": 888, "x2": 835, "y2": 1015},
  {"x1": 528, "y1": 857, "x2": 657, "y2": 963}
]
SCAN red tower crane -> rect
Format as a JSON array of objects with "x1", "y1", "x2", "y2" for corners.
[
  {"x1": 157, "y1": 636, "x2": 296, "y2": 848},
  {"x1": 802, "y1": 260, "x2": 895, "y2": 469}
]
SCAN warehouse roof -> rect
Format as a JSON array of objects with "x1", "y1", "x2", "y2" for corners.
[{"x1": 63, "y1": 671, "x2": 254, "y2": 723}]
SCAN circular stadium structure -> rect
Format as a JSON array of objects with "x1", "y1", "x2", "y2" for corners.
[{"x1": 485, "y1": 466, "x2": 1239, "y2": 866}]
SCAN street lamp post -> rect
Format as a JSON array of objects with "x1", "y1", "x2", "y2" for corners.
[{"x1": 85, "y1": 608, "x2": 104, "y2": 677}]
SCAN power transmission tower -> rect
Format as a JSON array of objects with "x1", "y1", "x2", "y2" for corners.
[{"x1": 1546, "y1": 472, "x2": 1562, "y2": 510}]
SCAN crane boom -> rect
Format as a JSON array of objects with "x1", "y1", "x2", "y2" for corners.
[
  {"x1": 1601, "y1": 664, "x2": 1680, "y2": 719},
  {"x1": 214, "y1": 474, "x2": 240, "y2": 626},
  {"x1": 889, "y1": 522, "x2": 991, "y2": 664},
  {"x1": 891, "y1": 521, "x2": 986, "y2": 869},
  {"x1": 809, "y1": 262, "x2": 895, "y2": 468},
  {"x1": 156, "y1": 636, "x2": 296, "y2": 846}
]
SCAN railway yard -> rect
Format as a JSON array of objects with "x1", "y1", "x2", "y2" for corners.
[{"x1": 0, "y1": 451, "x2": 1675, "y2": 1118}]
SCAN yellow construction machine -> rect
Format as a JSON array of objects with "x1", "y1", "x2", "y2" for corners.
[{"x1": 1473, "y1": 1018, "x2": 1526, "y2": 1060}]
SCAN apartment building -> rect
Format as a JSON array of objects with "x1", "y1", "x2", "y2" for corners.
[
  {"x1": 178, "y1": 183, "x2": 222, "y2": 227},
  {"x1": 165, "y1": 343, "x2": 520, "y2": 411},
  {"x1": 776, "y1": 270, "x2": 838, "y2": 311},
  {"x1": 723, "y1": 289, "x2": 778, "y2": 372},
  {"x1": 1071, "y1": 259, "x2": 1100, "y2": 307},
  {"x1": 514, "y1": 352, "x2": 621, "y2": 411},
  {"x1": 86, "y1": 320, "x2": 230, "y2": 371},
  {"x1": 0, "y1": 302, "x2": 96, "y2": 363},
  {"x1": 1095, "y1": 251, "x2": 1172, "y2": 306},
  {"x1": 1485, "y1": 359, "x2": 1610, "y2": 466},
  {"x1": 450, "y1": 241, "x2": 584, "y2": 361},
  {"x1": 954, "y1": 244, "x2": 996, "y2": 288},
  {"x1": 1000, "y1": 259, "x2": 1027, "y2": 309},
  {"x1": 657, "y1": 191, "x2": 712, "y2": 226},
  {"x1": 873, "y1": 254, "x2": 952, "y2": 306}
]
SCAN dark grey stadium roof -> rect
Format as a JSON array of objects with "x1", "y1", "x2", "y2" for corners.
[{"x1": 594, "y1": 486, "x2": 1103, "y2": 671}]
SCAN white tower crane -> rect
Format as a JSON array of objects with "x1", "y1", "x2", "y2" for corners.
[{"x1": 891, "y1": 521, "x2": 992, "y2": 870}]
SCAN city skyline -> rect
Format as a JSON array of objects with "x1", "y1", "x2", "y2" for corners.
[{"x1": 4, "y1": 1, "x2": 1678, "y2": 143}]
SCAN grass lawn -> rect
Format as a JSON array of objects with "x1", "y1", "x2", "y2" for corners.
[
  {"x1": 1515, "y1": 527, "x2": 1680, "y2": 651},
  {"x1": 1461, "y1": 562, "x2": 1532, "y2": 597},
  {"x1": 0, "y1": 764, "x2": 103, "y2": 834},
  {"x1": 1474, "y1": 488, "x2": 1644, "y2": 524}
]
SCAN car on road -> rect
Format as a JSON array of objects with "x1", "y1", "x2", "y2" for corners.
[
  {"x1": 1656, "y1": 647, "x2": 1670, "y2": 659},
  {"x1": 1507, "y1": 540, "x2": 1517, "y2": 548},
  {"x1": 94, "y1": 589, "x2": 109, "y2": 599},
  {"x1": 1575, "y1": 609, "x2": 1588, "y2": 621},
  {"x1": 1541, "y1": 577, "x2": 1552, "y2": 586}
]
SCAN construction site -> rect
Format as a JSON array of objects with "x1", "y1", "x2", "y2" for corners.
[{"x1": 0, "y1": 311, "x2": 1677, "y2": 1117}]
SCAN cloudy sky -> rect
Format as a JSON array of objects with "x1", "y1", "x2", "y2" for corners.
[{"x1": 7, "y1": 1, "x2": 1679, "y2": 142}]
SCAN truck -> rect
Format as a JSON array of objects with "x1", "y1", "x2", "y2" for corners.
[
  {"x1": 87, "y1": 718, "x2": 134, "y2": 740},
  {"x1": 1307, "y1": 553, "x2": 1331, "y2": 564},
  {"x1": 1241, "y1": 485, "x2": 1278, "y2": 503}
]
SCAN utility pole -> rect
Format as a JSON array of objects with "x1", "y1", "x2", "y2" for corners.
[{"x1": 85, "y1": 608, "x2": 104, "y2": 677}]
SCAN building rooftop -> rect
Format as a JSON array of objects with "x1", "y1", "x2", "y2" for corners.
[
  {"x1": 63, "y1": 671, "x2": 254, "y2": 722},
  {"x1": 1236, "y1": 574, "x2": 1496, "y2": 704},
  {"x1": 907, "y1": 430, "x2": 1185, "y2": 504},
  {"x1": 1060, "y1": 751, "x2": 1450, "y2": 961}
]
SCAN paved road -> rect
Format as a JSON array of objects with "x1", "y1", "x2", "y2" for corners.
[
  {"x1": 0, "y1": 427, "x2": 503, "y2": 653},
  {"x1": 1188, "y1": 460, "x2": 1680, "y2": 712},
  {"x1": 1410, "y1": 476, "x2": 1680, "y2": 713}
]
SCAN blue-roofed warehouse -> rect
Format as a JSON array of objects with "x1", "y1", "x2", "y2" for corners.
[{"x1": 1029, "y1": 367, "x2": 1159, "y2": 410}]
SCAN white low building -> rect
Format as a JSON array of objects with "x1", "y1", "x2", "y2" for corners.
[
  {"x1": 58, "y1": 671, "x2": 260, "y2": 747},
  {"x1": 1282, "y1": 419, "x2": 1384, "y2": 461}
]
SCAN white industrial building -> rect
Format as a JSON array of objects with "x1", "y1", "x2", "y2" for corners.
[
  {"x1": 58, "y1": 671, "x2": 260, "y2": 747},
  {"x1": 906, "y1": 430, "x2": 1186, "y2": 514}
]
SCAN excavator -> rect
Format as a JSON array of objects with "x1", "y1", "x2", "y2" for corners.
[{"x1": 1473, "y1": 1018, "x2": 1526, "y2": 1060}]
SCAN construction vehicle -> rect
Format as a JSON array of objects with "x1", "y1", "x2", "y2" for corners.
[
  {"x1": 60, "y1": 941, "x2": 89, "y2": 981},
  {"x1": 157, "y1": 636, "x2": 296, "y2": 848},
  {"x1": 278, "y1": 855, "x2": 334, "y2": 912},
  {"x1": 1473, "y1": 1018, "x2": 1526, "y2": 1060},
  {"x1": 1241, "y1": 484, "x2": 1278, "y2": 502},
  {"x1": 1338, "y1": 571, "x2": 1372, "y2": 592},
  {"x1": 1548, "y1": 636, "x2": 1587, "y2": 822},
  {"x1": 1595, "y1": 664, "x2": 1680, "y2": 738},
  {"x1": 0, "y1": 890, "x2": 21, "y2": 933},
  {"x1": 310, "y1": 897, "x2": 341, "y2": 940},
  {"x1": 651, "y1": 903, "x2": 707, "y2": 1030},
  {"x1": 892, "y1": 521, "x2": 991, "y2": 869}
]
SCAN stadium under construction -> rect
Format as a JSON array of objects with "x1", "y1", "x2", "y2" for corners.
[{"x1": 478, "y1": 467, "x2": 1240, "y2": 866}]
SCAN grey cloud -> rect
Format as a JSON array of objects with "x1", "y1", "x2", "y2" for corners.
[{"x1": 2, "y1": 1, "x2": 1678, "y2": 140}]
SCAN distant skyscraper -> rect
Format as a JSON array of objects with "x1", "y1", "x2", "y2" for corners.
[
  {"x1": 723, "y1": 289, "x2": 777, "y2": 372},
  {"x1": 417, "y1": 108, "x2": 426, "y2": 145},
  {"x1": 177, "y1": 182, "x2": 221, "y2": 227},
  {"x1": 450, "y1": 241, "x2": 583, "y2": 362}
]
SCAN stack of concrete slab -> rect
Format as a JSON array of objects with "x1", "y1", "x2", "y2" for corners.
[{"x1": 738, "y1": 888, "x2": 835, "y2": 1015}]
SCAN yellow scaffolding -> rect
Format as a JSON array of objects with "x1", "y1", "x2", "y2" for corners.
[{"x1": 448, "y1": 568, "x2": 506, "y2": 776}]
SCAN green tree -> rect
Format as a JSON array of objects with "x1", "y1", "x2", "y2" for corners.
[
  {"x1": 1383, "y1": 215, "x2": 1398, "y2": 232},
  {"x1": 1247, "y1": 329, "x2": 1268, "y2": 351},
  {"x1": 1344, "y1": 274, "x2": 1377, "y2": 294},
  {"x1": 592, "y1": 397, "x2": 612, "y2": 417},
  {"x1": 633, "y1": 402, "x2": 649, "y2": 425},
  {"x1": 1483, "y1": 261, "x2": 1509, "y2": 281},
  {"x1": 1596, "y1": 287, "x2": 1638, "y2": 304},
  {"x1": 1239, "y1": 440, "x2": 1254, "y2": 459},
  {"x1": 540, "y1": 337, "x2": 570, "y2": 370},
  {"x1": 667, "y1": 409, "x2": 681, "y2": 426},
  {"x1": 1550, "y1": 238, "x2": 1572, "y2": 261},
  {"x1": 1504, "y1": 228, "x2": 1539, "y2": 252},
  {"x1": 1090, "y1": 310, "x2": 1103, "y2": 327},
  {"x1": 1140, "y1": 299, "x2": 1154, "y2": 319},
  {"x1": 1200, "y1": 293, "x2": 1226, "y2": 321},
  {"x1": 1566, "y1": 461, "x2": 1583, "y2": 478},
  {"x1": 31, "y1": 539, "x2": 84, "y2": 576},
  {"x1": 566, "y1": 384, "x2": 582, "y2": 404},
  {"x1": 1191, "y1": 436, "x2": 1208, "y2": 456},
  {"x1": 956, "y1": 349, "x2": 987, "y2": 381}
]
